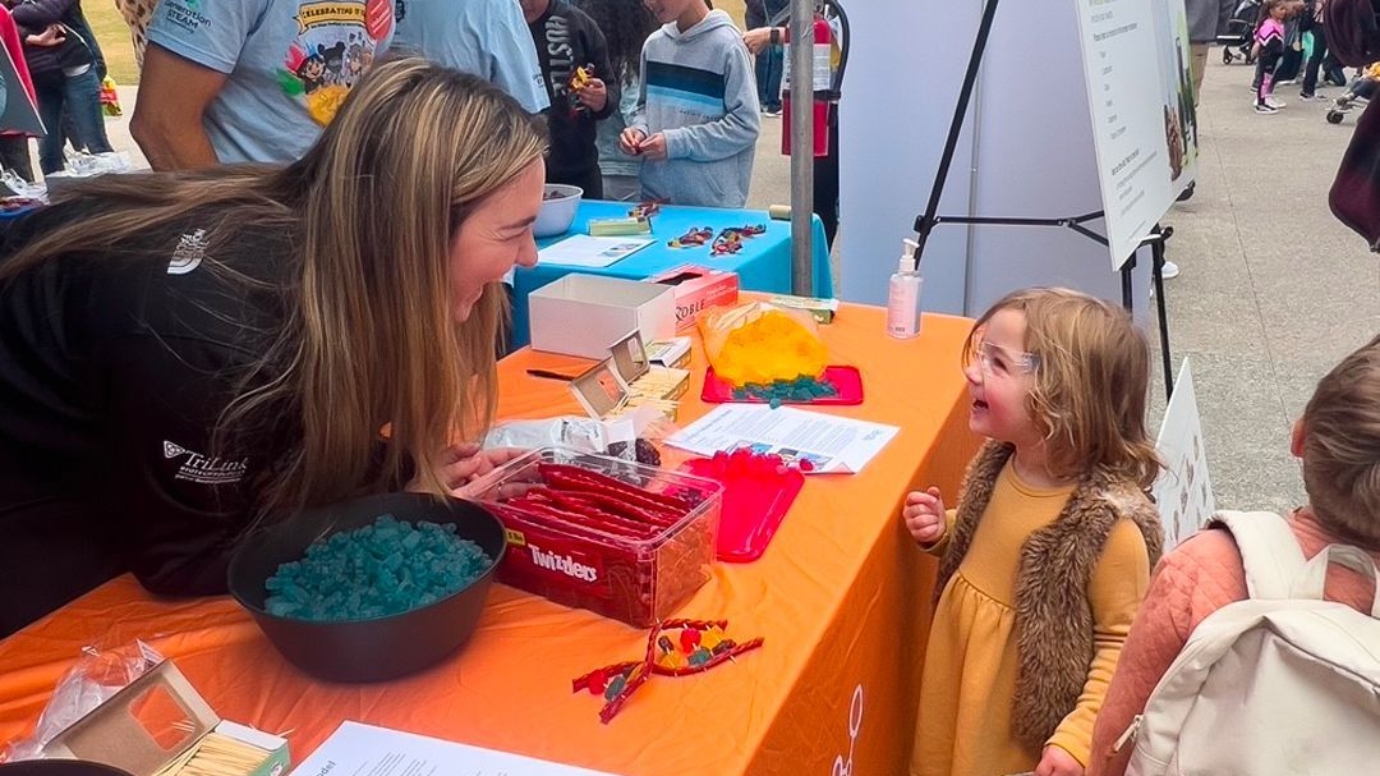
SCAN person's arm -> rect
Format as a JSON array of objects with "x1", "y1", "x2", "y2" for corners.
[
  {"x1": 1045, "y1": 519, "x2": 1152, "y2": 771},
  {"x1": 133, "y1": 0, "x2": 265, "y2": 169},
  {"x1": 745, "y1": 0, "x2": 766, "y2": 34},
  {"x1": 662, "y1": 39, "x2": 761, "y2": 161},
  {"x1": 129, "y1": 44, "x2": 226, "y2": 170}
]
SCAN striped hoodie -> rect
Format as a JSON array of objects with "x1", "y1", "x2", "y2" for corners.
[{"x1": 631, "y1": 10, "x2": 760, "y2": 208}]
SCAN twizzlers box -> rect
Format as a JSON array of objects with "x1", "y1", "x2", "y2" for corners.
[
  {"x1": 473, "y1": 448, "x2": 723, "y2": 627},
  {"x1": 645, "y1": 265, "x2": 740, "y2": 331}
]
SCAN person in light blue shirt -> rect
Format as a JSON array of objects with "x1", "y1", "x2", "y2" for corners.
[
  {"x1": 132, "y1": 0, "x2": 395, "y2": 169},
  {"x1": 392, "y1": 0, "x2": 549, "y2": 114}
]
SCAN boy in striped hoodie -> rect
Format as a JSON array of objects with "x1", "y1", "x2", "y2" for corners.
[{"x1": 619, "y1": 0, "x2": 759, "y2": 208}]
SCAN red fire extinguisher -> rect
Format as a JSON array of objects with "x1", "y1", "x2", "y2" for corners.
[{"x1": 780, "y1": 12, "x2": 841, "y2": 157}]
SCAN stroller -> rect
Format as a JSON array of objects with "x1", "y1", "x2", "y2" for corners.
[
  {"x1": 1219, "y1": 0, "x2": 1261, "y2": 65},
  {"x1": 1326, "y1": 64, "x2": 1380, "y2": 123}
]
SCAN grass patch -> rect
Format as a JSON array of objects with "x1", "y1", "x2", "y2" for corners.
[{"x1": 83, "y1": 2, "x2": 139, "y2": 85}]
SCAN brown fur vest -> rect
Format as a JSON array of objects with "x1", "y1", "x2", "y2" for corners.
[{"x1": 933, "y1": 441, "x2": 1164, "y2": 752}]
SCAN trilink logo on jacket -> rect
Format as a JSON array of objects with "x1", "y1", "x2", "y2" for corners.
[
  {"x1": 529, "y1": 544, "x2": 598, "y2": 583},
  {"x1": 163, "y1": 440, "x2": 249, "y2": 485}
]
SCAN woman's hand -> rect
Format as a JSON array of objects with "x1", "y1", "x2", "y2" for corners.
[
  {"x1": 902, "y1": 486, "x2": 946, "y2": 545},
  {"x1": 1035, "y1": 745, "x2": 1084, "y2": 776},
  {"x1": 413, "y1": 444, "x2": 528, "y2": 498},
  {"x1": 743, "y1": 27, "x2": 774, "y2": 55},
  {"x1": 575, "y1": 77, "x2": 608, "y2": 113},
  {"x1": 619, "y1": 127, "x2": 647, "y2": 156}
]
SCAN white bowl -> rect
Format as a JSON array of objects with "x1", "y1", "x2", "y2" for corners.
[{"x1": 534, "y1": 184, "x2": 584, "y2": 238}]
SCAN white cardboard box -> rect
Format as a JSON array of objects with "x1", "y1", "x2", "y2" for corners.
[{"x1": 529, "y1": 274, "x2": 676, "y2": 359}]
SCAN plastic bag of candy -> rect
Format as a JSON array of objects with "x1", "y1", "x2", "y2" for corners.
[{"x1": 698, "y1": 301, "x2": 829, "y2": 388}]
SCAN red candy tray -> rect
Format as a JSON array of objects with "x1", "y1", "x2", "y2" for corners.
[
  {"x1": 700, "y1": 365, "x2": 864, "y2": 405},
  {"x1": 681, "y1": 450, "x2": 804, "y2": 563}
]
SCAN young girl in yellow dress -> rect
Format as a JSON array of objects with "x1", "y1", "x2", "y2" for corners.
[{"x1": 901, "y1": 288, "x2": 1164, "y2": 776}]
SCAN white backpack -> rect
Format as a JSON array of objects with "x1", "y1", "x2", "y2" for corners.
[{"x1": 1119, "y1": 510, "x2": 1380, "y2": 775}]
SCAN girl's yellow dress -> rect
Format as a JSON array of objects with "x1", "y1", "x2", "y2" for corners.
[{"x1": 910, "y1": 463, "x2": 1149, "y2": 776}]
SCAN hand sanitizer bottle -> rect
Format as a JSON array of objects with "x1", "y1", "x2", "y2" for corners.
[{"x1": 887, "y1": 238, "x2": 922, "y2": 339}]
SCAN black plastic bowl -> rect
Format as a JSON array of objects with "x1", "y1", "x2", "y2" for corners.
[
  {"x1": 227, "y1": 492, "x2": 506, "y2": 683},
  {"x1": 0, "y1": 763, "x2": 133, "y2": 776}
]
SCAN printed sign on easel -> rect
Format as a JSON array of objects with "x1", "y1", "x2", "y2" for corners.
[
  {"x1": 1071, "y1": 0, "x2": 1198, "y2": 268},
  {"x1": 1152, "y1": 358, "x2": 1216, "y2": 550}
]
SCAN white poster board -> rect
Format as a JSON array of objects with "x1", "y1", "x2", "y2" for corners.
[
  {"x1": 1072, "y1": 0, "x2": 1198, "y2": 268},
  {"x1": 1152, "y1": 358, "x2": 1216, "y2": 550}
]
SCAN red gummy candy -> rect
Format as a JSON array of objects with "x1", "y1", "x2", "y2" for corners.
[
  {"x1": 589, "y1": 669, "x2": 608, "y2": 694},
  {"x1": 680, "y1": 628, "x2": 701, "y2": 653}
]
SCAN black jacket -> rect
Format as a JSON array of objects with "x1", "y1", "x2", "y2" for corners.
[
  {"x1": 9, "y1": 0, "x2": 97, "y2": 78},
  {"x1": 0, "y1": 200, "x2": 293, "y2": 635},
  {"x1": 528, "y1": 0, "x2": 616, "y2": 180}
]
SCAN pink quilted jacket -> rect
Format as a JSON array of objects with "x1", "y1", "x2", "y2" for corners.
[{"x1": 1088, "y1": 508, "x2": 1380, "y2": 776}]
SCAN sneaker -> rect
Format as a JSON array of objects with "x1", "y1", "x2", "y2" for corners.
[
  {"x1": 1160, "y1": 260, "x2": 1181, "y2": 279},
  {"x1": 1300, "y1": 92, "x2": 1324, "y2": 100},
  {"x1": 762, "y1": 108, "x2": 782, "y2": 118},
  {"x1": 1266, "y1": 95, "x2": 1286, "y2": 108},
  {"x1": 1255, "y1": 102, "x2": 1279, "y2": 114}
]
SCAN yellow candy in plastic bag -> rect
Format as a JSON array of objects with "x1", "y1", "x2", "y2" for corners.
[{"x1": 699, "y1": 302, "x2": 829, "y2": 388}]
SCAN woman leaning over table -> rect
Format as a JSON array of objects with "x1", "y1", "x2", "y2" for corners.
[{"x1": 0, "y1": 59, "x2": 547, "y2": 637}]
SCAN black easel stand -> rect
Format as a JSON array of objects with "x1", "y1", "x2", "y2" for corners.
[{"x1": 910, "y1": 0, "x2": 1176, "y2": 398}]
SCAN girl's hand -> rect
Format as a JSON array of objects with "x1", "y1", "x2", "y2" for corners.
[
  {"x1": 1035, "y1": 745, "x2": 1083, "y2": 776},
  {"x1": 619, "y1": 127, "x2": 647, "y2": 156},
  {"x1": 743, "y1": 27, "x2": 773, "y2": 55},
  {"x1": 638, "y1": 133, "x2": 668, "y2": 161},
  {"x1": 902, "y1": 486, "x2": 946, "y2": 545},
  {"x1": 575, "y1": 77, "x2": 608, "y2": 112}
]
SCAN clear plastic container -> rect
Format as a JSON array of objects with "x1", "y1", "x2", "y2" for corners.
[{"x1": 471, "y1": 447, "x2": 723, "y2": 627}]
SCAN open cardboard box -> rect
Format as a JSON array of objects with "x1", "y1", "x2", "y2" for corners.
[
  {"x1": 528, "y1": 275, "x2": 676, "y2": 360},
  {"x1": 45, "y1": 662, "x2": 288, "y2": 776},
  {"x1": 569, "y1": 332, "x2": 688, "y2": 423}
]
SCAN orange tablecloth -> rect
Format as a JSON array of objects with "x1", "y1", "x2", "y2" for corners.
[{"x1": 0, "y1": 303, "x2": 980, "y2": 774}]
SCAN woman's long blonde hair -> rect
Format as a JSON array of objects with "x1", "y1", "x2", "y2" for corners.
[
  {"x1": 0, "y1": 58, "x2": 547, "y2": 515},
  {"x1": 966, "y1": 287, "x2": 1161, "y2": 489}
]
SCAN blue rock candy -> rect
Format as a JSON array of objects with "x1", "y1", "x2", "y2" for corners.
[{"x1": 263, "y1": 514, "x2": 493, "y2": 621}]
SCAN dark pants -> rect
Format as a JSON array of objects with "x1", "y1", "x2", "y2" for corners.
[
  {"x1": 33, "y1": 68, "x2": 113, "y2": 175},
  {"x1": 755, "y1": 46, "x2": 783, "y2": 112},
  {"x1": 1255, "y1": 44, "x2": 1283, "y2": 102},
  {"x1": 1303, "y1": 26, "x2": 1330, "y2": 95},
  {"x1": 813, "y1": 105, "x2": 839, "y2": 249},
  {"x1": 0, "y1": 136, "x2": 33, "y2": 182},
  {"x1": 550, "y1": 165, "x2": 603, "y2": 200}
]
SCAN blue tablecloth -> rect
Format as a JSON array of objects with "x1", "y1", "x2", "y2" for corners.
[{"x1": 511, "y1": 201, "x2": 833, "y2": 347}]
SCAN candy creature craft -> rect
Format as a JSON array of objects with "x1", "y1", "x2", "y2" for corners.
[{"x1": 573, "y1": 619, "x2": 764, "y2": 723}]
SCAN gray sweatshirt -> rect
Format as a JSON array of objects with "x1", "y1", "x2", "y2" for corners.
[{"x1": 631, "y1": 10, "x2": 761, "y2": 208}]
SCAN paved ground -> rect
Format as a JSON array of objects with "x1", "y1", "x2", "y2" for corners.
[{"x1": 91, "y1": 59, "x2": 1379, "y2": 513}]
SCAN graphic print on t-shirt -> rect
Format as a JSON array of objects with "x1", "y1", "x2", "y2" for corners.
[{"x1": 279, "y1": 0, "x2": 393, "y2": 126}]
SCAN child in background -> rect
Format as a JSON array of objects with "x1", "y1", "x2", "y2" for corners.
[
  {"x1": 520, "y1": 0, "x2": 617, "y2": 198},
  {"x1": 619, "y1": 0, "x2": 760, "y2": 208},
  {"x1": 1254, "y1": 0, "x2": 1291, "y2": 113},
  {"x1": 577, "y1": 0, "x2": 658, "y2": 201},
  {"x1": 902, "y1": 288, "x2": 1164, "y2": 776},
  {"x1": 1087, "y1": 335, "x2": 1380, "y2": 776}
]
